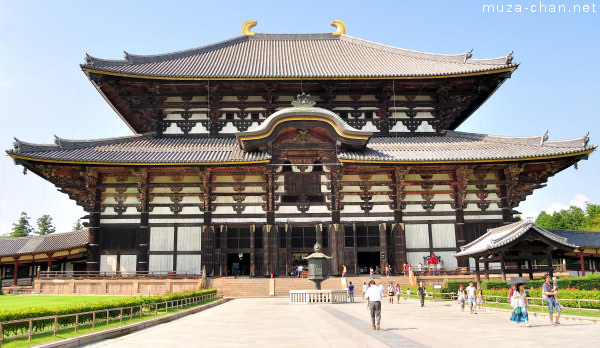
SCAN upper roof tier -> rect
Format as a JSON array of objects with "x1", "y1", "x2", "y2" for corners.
[{"x1": 82, "y1": 33, "x2": 517, "y2": 79}]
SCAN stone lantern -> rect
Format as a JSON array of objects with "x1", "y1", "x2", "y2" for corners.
[{"x1": 304, "y1": 243, "x2": 332, "y2": 290}]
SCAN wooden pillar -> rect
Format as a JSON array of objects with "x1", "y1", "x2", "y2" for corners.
[
  {"x1": 455, "y1": 212, "x2": 467, "y2": 267},
  {"x1": 137, "y1": 169, "x2": 150, "y2": 273},
  {"x1": 379, "y1": 223, "x2": 388, "y2": 275},
  {"x1": 517, "y1": 260, "x2": 522, "y2": 277},
  {"x1": 220, "y1": 225, "x2": 228, "y2": 276},
  {"x1": 528, "y1": 258, "x2": 534, "y2": 280},
  {"x1": 262, "y1": 225, "x2": 278, "y2": 276},
  {"x1": 580, "y1": 251, "x2": 585, "y2": 276},
  {"x1": 500, "y1": 253, "x2": 506, "y2": 281},
  {"x1": 474, "y1": 258, "x2": 481, "y2": 289},
  {"x1": 86, "y1": 211, "x2": 101, "y2": 273},
  {"x1": 328, "y1": 224, "x2": 343, "y2": 275},
  {"x1": 201, "y1": 225, "x2": 215, "y2": 276},
  {"x1": 250, "y1": 225, "x2": 255, "y2": 276},
  {"x1": 330, "y1": 166, "x2": 341, "y2": 224},
  {"x1": 47, "y1": 254, "x2": 53, "y2": 272},
  {"x1": 392, "y1": 223, "x2": 406, "y2": 274},
  {"x1": 547, "y1": 252, "x2": 554, "y2": 278},
  {"x1": 13, "y1": 259, "x2": 19, "y2": 286},
  {"x1": 484, "y1": 261, "x2": 490, "y2": 280}
]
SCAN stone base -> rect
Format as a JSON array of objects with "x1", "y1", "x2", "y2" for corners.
[
  {"x1": 289, "y1": 290, "x2": 348, "y2": 304},
  {"x1": 32, "y1": 278, "x2": 203, "y2": 295}
]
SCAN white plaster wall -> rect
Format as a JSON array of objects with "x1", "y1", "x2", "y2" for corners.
[
  {"x1": 120, "y1": 255, "x2": 137, "y2": 274},
  {"x1": 150, "y1": 227, "x2": 174, "y2": 251},
  {"x1": 149, "y1": 255, "x2": 173, "y2": 272},
  {"x1": 431, "y1": 224, "x2": 456, "y2": 248},
  {"x1": 177, "y1": 227, "x2": 202, "y2": 251},
  {"x1": 177, "y1": 255, "x2": 202, "y2": 273},
  {"x1": 100, "y1": 255, "x2": 117, "y2": 274},
  {"x1": 405, "y1": 224, "x2": 429, "y2": 248}
]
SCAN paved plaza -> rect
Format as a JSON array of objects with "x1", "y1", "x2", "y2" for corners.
[{"x1": 84, "y1": 297, "x2": 600, "y2": 347}]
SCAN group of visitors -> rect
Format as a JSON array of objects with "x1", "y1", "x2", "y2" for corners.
[
  {"x1": 354, "y1": 272, "x2": 563, "y2": 331},
  {"x1": 508, "y1": 274, "x2": 561, "y2": 327},
  {"x1": 457, "y1": 281, "x2": 484, "y2": 313}
]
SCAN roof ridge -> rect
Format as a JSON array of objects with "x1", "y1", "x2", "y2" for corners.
[
  {"x1": 340, "y1": 35, "x2": 514, "y2": 65},
  {"x1": 84, "y1": 36, "x2": 249, "y2": 67}
]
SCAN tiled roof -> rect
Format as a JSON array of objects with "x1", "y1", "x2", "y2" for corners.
[
  {"x1": 7, "y1": 131, "x2": 593, "y2": 165},
  {"x1": 547, "y1": 229, "x2": 600, "y2": 248},
  {"x1": 82, "y1": 33, "x2": 516, "y2": 79},
  {"x1": 9, "y1": 135, "x2": 270, "y2": 164},
  {"x1": 338, "y1": 131, "x2": 593, "y2": 162},
  {"x1": 0, "y1": 230, "x2": 88, "y2": 257},
  {"x1": 455, "y1": 221, "x2": 577, "y2": 258}
]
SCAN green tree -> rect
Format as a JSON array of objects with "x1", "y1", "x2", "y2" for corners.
[
  {"x1": 536, "y1": 203, "x2": 600, "y2": 231},
  {"x1": 73, "y1": 219, "x2": 83, "y2": 231},
  {"x1": 10, "y1": 212, "x2": 33, "y2": 237},
  {"x1": 36, "y1": 214, "x2": 56, "y2": 235}
]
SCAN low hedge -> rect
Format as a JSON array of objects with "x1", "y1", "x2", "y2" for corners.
[
  {"x1": 445, "y1": 273, "x2": 600, "y2": 292},
  {"x1": 479, "y1": 288, "x2": 600, "y2": 309},
  {"x1": 0, "y1": 289, "x2": 217, "y2": 338}
]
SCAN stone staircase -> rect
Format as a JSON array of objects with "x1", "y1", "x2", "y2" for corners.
[{"x1": 207, "y1": 276, "x2": 413, "y2": 298}]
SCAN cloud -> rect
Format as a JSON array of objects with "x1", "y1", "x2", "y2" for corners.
[{"x1": 545, "y1": 193, "x2": 589, "y2": 214}]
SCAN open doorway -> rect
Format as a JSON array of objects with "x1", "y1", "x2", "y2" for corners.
[
  {"x1": 227, "y1": 253, "x2": 250, "y2": 276},
  {"x1": 357, "y1": 252, "x2": 380, "y2": 274}
]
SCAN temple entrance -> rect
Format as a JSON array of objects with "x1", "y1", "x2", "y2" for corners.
[
  {"x1": 227, "y1": 253, "x2": 250, "y2": 276},
  {"x1": 357, "y1": 252, "x2": 380, "y2": 274}
]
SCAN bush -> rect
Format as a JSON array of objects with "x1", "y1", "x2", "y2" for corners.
[
  {"x1": 444, "y1": 280, "x2": 474, "y2": 293},
  {"x1": 482, "y1": 273, "x2": 600, "y2": 291},
  {"x1": 0, "y1": 289, "x2": 217, "y2": 338}
]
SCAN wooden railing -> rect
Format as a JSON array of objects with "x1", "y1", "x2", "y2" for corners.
[{"x1": 0, "y1": 293, "x2": 217, "y2": 346}]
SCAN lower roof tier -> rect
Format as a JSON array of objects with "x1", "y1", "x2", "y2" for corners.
[{"x1": 8, "y1": 130, "x2": 594, "y2": 166}]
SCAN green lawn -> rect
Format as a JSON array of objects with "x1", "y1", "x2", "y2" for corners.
[
  {"x1": 0, "y1": 295, "x2": 132, "y2": 311},
  {"x1": 1, "y1": 297, "x2": 220, "y2": 348}
]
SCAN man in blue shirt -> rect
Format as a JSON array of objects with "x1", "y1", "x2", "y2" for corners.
[{"x1": 348, "y1": 281, "x2": 355, "y2": 302}]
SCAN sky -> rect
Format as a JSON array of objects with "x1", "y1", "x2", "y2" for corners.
[{"x1": 0, "y1": 1, "x2": 598, "y2": 233}]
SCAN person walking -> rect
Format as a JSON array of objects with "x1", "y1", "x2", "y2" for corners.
[
  {"x1": 457, "y1": 284, "x2": 466, "y2": 312},
  {"x1": 510, "y1": 283, "x2": 530, "y2": 327},
  {"x1": 395, "y1": 284, "x2": 401, "y2": 303},
  {"x1": 466, "y1": 281, "x2": 477, "y2": 314},
  {"x1": 418, "y1": 281, "x2": 426, "y2": 307},
  {"x1": 543, "y1": 274, "x2": 562, "y2": 325},
  {"x1": 388, "y1": 283, "x2": 394, "y2": 303},
  {"x1": 369, "y1": 267, "x2": 374, "y2": 279},
  {"x1": 364, "y1": 280, "x2": 383, "y2": 330},
  {"x1": 476, "y1": 289, "x2": 484, "y2": 311},
  {"x1": 348, "y1": 281, "x2": 355, "y2": 302},
  {"x1": 363, "y1": 282, "x2": 369, "y2": 309}
]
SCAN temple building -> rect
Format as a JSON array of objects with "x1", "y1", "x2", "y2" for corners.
[{"x1": 7, "y1": 21, "x2": 595, "y2": 278}]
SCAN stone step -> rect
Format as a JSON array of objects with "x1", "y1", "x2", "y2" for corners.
[{"x1": 206, "y1": 276, "x2": 414, "y2": 297}]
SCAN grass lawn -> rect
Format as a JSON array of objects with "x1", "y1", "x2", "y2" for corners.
[
  {"x1": 0, "y1": 295, "x2": 133, "y2": 311},
  {"x1": 1, "y1": 297, "x2": 221, "y2": 348}
]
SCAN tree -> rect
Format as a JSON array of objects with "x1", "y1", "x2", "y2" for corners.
[
  {"x1": 10, "y1": 212, "x2": 33, "y2": 237},
  {"x1": 73, "y1": 219, "x2": 83, "y2": 231},
  {"x1": 36, "y1": 214, "x2": 56, "y2": 235},
  {"x1": 536, "y1": 203, "x2": 600, "y2": 231}
]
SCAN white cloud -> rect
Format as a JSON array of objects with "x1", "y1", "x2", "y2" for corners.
[{"x1": 545, "y1": 193, "x2": 589, "y2": 214}]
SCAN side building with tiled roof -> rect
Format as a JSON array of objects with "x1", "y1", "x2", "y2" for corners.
[
  {"x1": 0, "y1": 230, "x2": 88, "y2": 287},
  {"x1": 6, "y1": 21, "x2": 595, "y2": 278}
]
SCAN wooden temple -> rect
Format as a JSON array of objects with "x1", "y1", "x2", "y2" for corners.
[
  {"x1": 6, "y1": 21, "x2": 595, "y2": 278},
  {"x1": 455, "y1": 221, "x2": 577, "y2": 287}
]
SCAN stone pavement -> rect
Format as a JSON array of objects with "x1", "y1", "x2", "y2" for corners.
[{"x1": 83, "y1": 297, "x2": 600, "y2": 348}]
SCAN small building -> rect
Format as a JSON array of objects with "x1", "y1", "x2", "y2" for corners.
[
  {"x1": 547, "y1": 229, "x2": 600, "y2": 276},
  {"x1": 0, "y1": 230, "x2": 88, "y2": 287},
  {"x1": 455, "y1": 221, "x2": 576, "y2": 286}
]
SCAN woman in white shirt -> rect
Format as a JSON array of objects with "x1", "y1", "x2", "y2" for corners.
[{"x1": 509, "y1": 283, "x2": 530, "y2": 327}]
